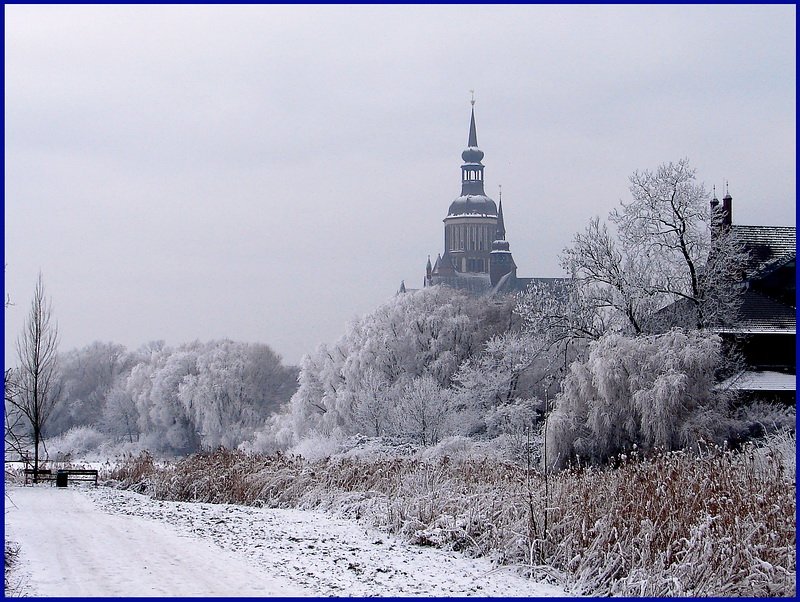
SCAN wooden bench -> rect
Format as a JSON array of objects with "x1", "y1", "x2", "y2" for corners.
[
  {"x1": 59, "y1": 469, "x2": 99, "y2": 486},
  {"x1": 23, "y1": 468, "x2": 56, "y2": 485},
  {"x1": 22, "y1": 467, "x2": 99, "y2": 486}
]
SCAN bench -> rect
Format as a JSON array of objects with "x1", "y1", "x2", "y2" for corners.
[
  {"x1": 23, "y1": 468, "x2": 56, "y2": 485},
  {"x1": 24, "y1": 468, "x2": 99, "y2": 486},
  {"x1": 59, "y1": 469, "x2": 99, "y2": 486}
]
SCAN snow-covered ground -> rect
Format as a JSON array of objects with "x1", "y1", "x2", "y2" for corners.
[{"x1": 5, "y1": 484, "x2": 567, "y2": 597}]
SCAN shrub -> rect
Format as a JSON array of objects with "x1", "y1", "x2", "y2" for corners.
[{"x1": 546, "y1": 329, "x2": 730, "y2": 468}]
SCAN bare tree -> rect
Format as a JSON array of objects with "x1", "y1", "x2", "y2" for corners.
[
  {"x1": 561, "y1": 216, "x2": 661, "y2": 335},
  {"x1": 8, "y1": 273, "x2": 60, "y2": 481}
]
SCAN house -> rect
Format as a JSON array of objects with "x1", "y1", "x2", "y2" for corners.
[{"x1": 712, "y1": 191, "x2": 796, "y2": 404}]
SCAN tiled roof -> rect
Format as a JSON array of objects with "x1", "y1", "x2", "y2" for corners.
[
  {"x1": 722, "y1": 288, "x2": 796, "y2": 333},
  {"x1": 718, "y1": 370, "x2": 796, "y2": 392},
  {"x1": 732, "y1": 225, "x2": 796, "y2": 279}
]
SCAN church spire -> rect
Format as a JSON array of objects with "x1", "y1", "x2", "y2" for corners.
[
  {"x1": 460, "y1": 99, "x2": 485, "y2": 196},
  {"x1": 468, "y1": 106, "x2": 478, "y2": 148},
  {"x1": 495, "y1": 187, "x2": 506, "y2": 240}
]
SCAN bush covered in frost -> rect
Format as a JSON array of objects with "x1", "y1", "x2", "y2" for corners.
[{"x1": 545, "y1": 329, "x2": 735, "y2": 469}]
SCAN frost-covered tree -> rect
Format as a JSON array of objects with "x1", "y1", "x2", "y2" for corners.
[
  {"x1": 561, "y1": 216, "x2": 659, "y2": 335},
  {"x1": 100, "y1": 379, "x2": 140, "y2": 444},
  {"x1": 563, "y1": 159, "x2": 748, "y2": 333},
  {"x1": 178, "y1": 340, "x2": 297, "y2": 449},
  {"x1": 275, "y1": 286, "x2": 512, "y2": 446},
  {"x1": 514, "y1": 278, "x2": 601, "y2": 378},
  {"x1": 391, "y1": 374, "x2": 450, "y2": 445},
  {"x1": 341, "y1": 365, "x2": 392, "y2": 437},
  {"x1": 545, "y1": 328, "x2": 730, "y2": 469},
  {"x1": 144, "y1": 345, "x2": 203, "y2": 453},
  {"x1": 451, "y1": 331, "x2": 555, "y2": 418},
  {"x1": 49, "y1": 341, "x2": 136, "y2": 435}
]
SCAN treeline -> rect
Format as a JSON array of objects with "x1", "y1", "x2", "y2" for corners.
[
  {"x1": 44, "y1": 339, "x2": 298, "y2": 455},
  {"x1": 254, "y1": 160, "x2": 794, "y2": 467},
  {"x1": 15, "y1": 159, "x2": 794, "y2": 465}
]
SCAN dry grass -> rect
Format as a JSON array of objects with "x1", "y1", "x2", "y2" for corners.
[{"x1": 106, "y1": 437, "x2": 796, "y2": 596}]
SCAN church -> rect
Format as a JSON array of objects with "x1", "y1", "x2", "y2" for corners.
[
  {"x1": 408, "y1": 101, "x2": 561, "y2": 296},
  {"x1": 401, "y1": 102, "x2": 795, "y2": 405}
]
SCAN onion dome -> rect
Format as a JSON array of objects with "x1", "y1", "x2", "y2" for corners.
[
  {"x1": 462, "y1": 147, "x2": 484, "y2": 163},
  {"x1": 448, "y1": 194, "x2": 497, "y2": 217}
]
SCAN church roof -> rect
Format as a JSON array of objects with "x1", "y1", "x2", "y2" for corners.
[
  {"x1": 447, "y1": 195, "x2": 498, "y2": 217},
  {"x1": 431, "y1": 272, "x2": 493, "y2": 294}
]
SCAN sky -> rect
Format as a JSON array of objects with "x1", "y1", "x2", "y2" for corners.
[{"x1": 4, "y1": 4, "x2": 796, "y2": 366}]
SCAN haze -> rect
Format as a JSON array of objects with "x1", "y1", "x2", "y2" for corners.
[{"x1": 4, "y1": 4, "x2": 795, "y2": 366}]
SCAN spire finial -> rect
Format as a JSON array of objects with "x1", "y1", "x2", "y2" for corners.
[
  {"x1": 469, "y1": 89, "x2": 475, "y2": 106},
  {"x1": 498, "y1": 184, "x2": 502, "y2": 202}
]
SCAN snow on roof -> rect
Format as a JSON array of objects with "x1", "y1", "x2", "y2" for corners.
[
  {"x1": 443, "y1": 213, "x2": 497, "y2": 220},
  {"x1": 717, "y1": 370, "x2": 796, "y2": 391}
]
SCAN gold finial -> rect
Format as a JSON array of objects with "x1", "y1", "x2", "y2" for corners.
[{"x1": 469, "y1": 89, "x2": 475, "y2": 106}]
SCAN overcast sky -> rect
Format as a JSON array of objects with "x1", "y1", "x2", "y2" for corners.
[{"x1": 4, "y1": 4, "x2": 796, "y2": 366}]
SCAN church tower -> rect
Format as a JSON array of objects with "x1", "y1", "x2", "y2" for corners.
[
  {"x1": 440, "y1": 100, "x2": 499, "y2": 275},
  {"x1": 422, "y1": 98, "x2": 527, "y2": 295},
  {"x1": 489, "y1": 194, "x2": 517, "y2": 286}
]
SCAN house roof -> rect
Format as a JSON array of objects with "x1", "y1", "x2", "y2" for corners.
[
  {"x1": 719, "y1": 288, "x2": 797, "y2": 334},
  {"x1": 717, "y1": 370, "x2": 796, "y2": 392},
  {"x1": 732, "y1": 224, "x2": 796, "y2": 279}
]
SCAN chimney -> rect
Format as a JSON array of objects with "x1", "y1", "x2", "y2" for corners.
[{"x1": 721, "y1": 182, "x2": 733, "y2": 227}]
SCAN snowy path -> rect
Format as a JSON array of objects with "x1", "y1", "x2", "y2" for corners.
[
  {"x1": 4, "y1": 485, "x2": 307, "y2": 597},
  {"x1": 5, "y1": 484, "x2": 566, "y2": 597}
]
